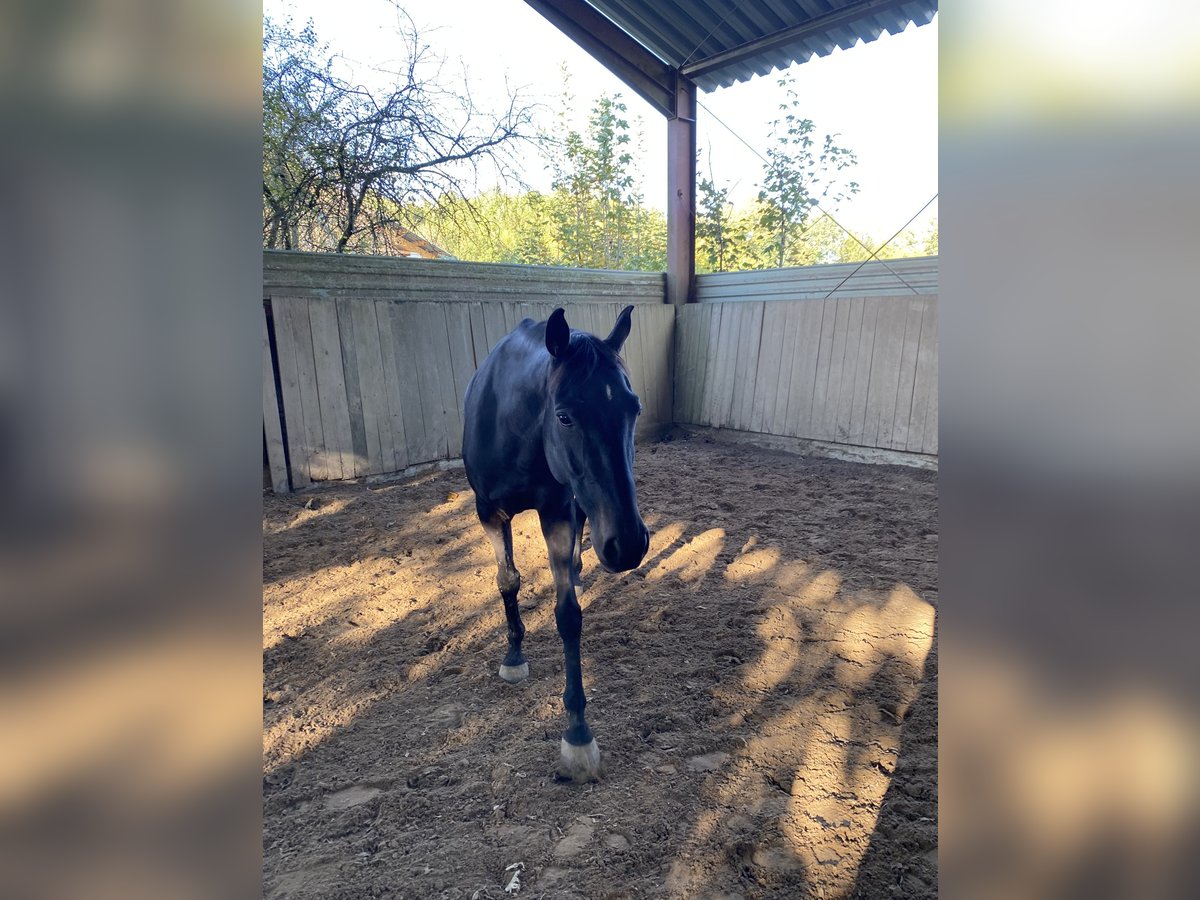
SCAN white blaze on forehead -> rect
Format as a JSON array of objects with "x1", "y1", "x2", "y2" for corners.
[{"x1": 605, "y1": 384, "x2": 613, "y2": 401}]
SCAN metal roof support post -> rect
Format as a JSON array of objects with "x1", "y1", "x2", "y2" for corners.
[{"x1": 667, "y1": 74, "x2": 696, "y2": 306}]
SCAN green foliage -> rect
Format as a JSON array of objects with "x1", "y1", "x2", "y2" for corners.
[
  {"x1": 412, "y1": 92, "x2": 667, "y2": 271},
  {"x1": 756, "y1": 76, "x2": 860, "y2": 268}
]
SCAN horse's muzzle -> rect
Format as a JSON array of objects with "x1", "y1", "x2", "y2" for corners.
[{"x1": 597, "y1": 523, "x2": 650, "y2": 573}]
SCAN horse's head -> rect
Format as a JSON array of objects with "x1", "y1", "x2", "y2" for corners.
[{"x1": 543, "y1": 305, "x2": 649, "y2": 573}]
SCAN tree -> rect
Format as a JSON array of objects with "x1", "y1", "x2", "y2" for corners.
[
  {"x1": 756, "y1": 76, "x2": 859, "y2": 268},
  {"x1": 263, "y1": 11, "x2": 534, "y2": 253},
  {"x1": 545, "y1": 92, "x2": 665, "y2": 270}
]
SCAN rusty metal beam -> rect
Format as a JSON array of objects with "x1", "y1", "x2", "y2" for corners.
[
  {"x1": 523, "y1": 0, "x2": 675, "y2": 117},
  {"x1": 666, "y1": 75, "x2": 696, "y2": 306}
]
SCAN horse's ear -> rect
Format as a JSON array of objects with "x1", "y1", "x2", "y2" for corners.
[
  {"x1": 546, "y1": 307, "x2": 571, "y2": 359},
  {"x1": 605, "y1": 305, "x2": 634, "y2": 353}
]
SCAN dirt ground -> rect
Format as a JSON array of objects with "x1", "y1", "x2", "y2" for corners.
[{"x1": 263, "y1": 434, "x2": 937, "y2": 899}]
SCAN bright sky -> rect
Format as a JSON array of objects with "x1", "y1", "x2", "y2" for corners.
[{"x1": 264, "y1": 0, "x2": 937, "y2": 239}]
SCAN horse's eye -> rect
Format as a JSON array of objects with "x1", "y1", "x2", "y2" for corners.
[{"x1": 557, "y1": 413, "x2": 573, "y2": 427}]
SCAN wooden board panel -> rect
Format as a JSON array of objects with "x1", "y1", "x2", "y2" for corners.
[
  {"x1": 863, "y1": 297, "x2": 908, "y2": 448},
  {"x1": 623, "y1": 302, "x2": 650, "y2": 419},
  {"x1": 348, "y1": 300, "x2": 392, "y2": 474},
  {"x1": 834, "y1": 297, "x2": 866, "y2": 445},
  {"x1": 847, "y1": 296, "x2": 882, "y2": 445},
  {"x1": 388, "y1": 302, "x2": 434, "y2": 466},
  {"x1": 808, "y1": 298, "x2": 839, "y2": 442},
  {"x1": 335, "y1": 300, "x2": 370, "y2": 476},
  {"x1": 481, "y1": 302, "x2": 510, "y2": 356},
  {"x1": 268, "y1": 298, "x2": 306, "y2": 487},
  {"x1": 700, "y1": 303, "x2": 724, "y2": 427},
  {"x1": 713, "y1": 302, "x2": 743, "y2": 428},
  {"x1": 467, "y1": 302, "x2": 491, "y2": 376},
  {"x1": 781, "y1": 299, "x2": 825, "y2": 438},
  {"x1": 442, "y1": 303, "x2": 477, "y2": 457},
  {"x1": 762, "y1": 301, "x2": 797, "y2": 434},
  {"x1": 651, "y1": 305, "x2": 674, "y2": 430},
  {"x1": 749, "y1": 301, "x2": 786, "y2": 434},
  {"x1": 816, "y1": 298, "x2": 853, "y2": 443},
  {"x1": 308, "y1": 298, "x2": 356, "y2": 479},
  {"x1": 374, "y1": 300, "x2": 409, "y2": 471},
  {"x1": 730, "y1": 302, "x2": 763, "y2": 432},
  {"x1": 907, "y1": 295, "x2": 938, "y2": 454},
  {"x1": 262, "y1": 308, "x2": 290, "y2": 493},
  {"x1": 275, "y1": 296, "x2": 325, "y2": 483},
  {"x1": 413, "y1": 303, "x2": 454, "y2": 462},
  {"x1": 888, "y1": 296, "x2": 926, "y2": 451},
  {"x1": 695, "y1": 258, "x2": 938, "y2": 302},
  {"x1": 673, "y1": 306, "x2": 697, "y2": 422}
]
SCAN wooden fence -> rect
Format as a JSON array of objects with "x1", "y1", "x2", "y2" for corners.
[
  {"x1": 696, "y1": 256, "x2": 938, "y2": 302},
  {"x1": 262, "y1": 253, "x2": 939, "y2": 492},
  {"x1": 263, "y1": 252, "x2": 674, "y2": 491},
  {"x1": 673, "y1": 294, "x2": 938, "y2": 456}
]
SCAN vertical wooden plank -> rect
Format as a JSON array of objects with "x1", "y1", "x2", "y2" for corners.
[
  {"x1": 782, "y1": 300, "x2": 825, "y2": 438},
  {"x1": 308, "y1": 297, "x2": 355, "y2": 480},
  {"x1": 348, "y1": 299, "x2": 391, "y2": 475},
  {"x1": 834, "y1": 298, "x2": 866, "y2": 444},
  {"x1": 674, "y1": 306, "x2": 695, "y2": 424},
  {"x1": 673, "y1": 306, "x2": 694, "y2": 422},
  {"x1": 686, "y1": 305, "x2": 706, "y2": 425},
  {"x1": 481, "y1": 302, "x2": 509, "y2": 355},
  {"x1": 413, "y1": 303, "x2": 453, "y2": 461},
  {"x1": 262, "y1": 307, "x2": 290, "y2": 493},
  {"x1": 907, "y1": 295, "x2": 939, "y2": 454},
  {"x1": 808, "y1": 297, "x2": 839, "y2": 441},
  {"x1": 701, "y1": 303, "x2": 725, "y2": 426},
  {"x1": 624, "y1": 303, "x2": 651, "y2": 421},
  {"x1": 335, "y1": 300, "x2": 370, "y2": 476},
  {"x1": 730, "y1": 302, "x2": 764, "y2": 432},
  {"x1": 749, "y1": 302, "x2": 786, "y2": 434},
  {"x1": 280, "y1": 297, "x2": 328, "y2": 481},
  {"x1": 862, "y1": 299, "x2": 907, "y2": 448},
  {"x1": 443, "y1": 303, "x2": 477, "y2": 457},
  {"x1": 847, "y1": 296, "x2": 882, "y2": 446},
  {"x1": 888, "y1": 296, "x2": 926, "y2": 451},
  {"x1": 715, "y1": 302, "x2": 744, "y2": 428},
  {"x1": 501, "y1": 301, "x2": 525, "y2": 335},
  {"x1": 764, "y1": 301, "x2": 798, "y2": 434},
  {"x1": 270, "y1": 298, "x2": 311, "y2": 487},
  {"x1": 468, "y1": 302, "x2": 490, "y2": 371},
  {"x1": 389, "y1": 302, "x2": 433, "y2": 465},
  {"x1": 654, "y1": 305, "x2": 674, "y2": 432},
  {"x1": 374, "y1": 300, "x2": 409, "y2": 472},
  {"x1": 817, "y1": 298, "x2": 852, "y2": 442}
]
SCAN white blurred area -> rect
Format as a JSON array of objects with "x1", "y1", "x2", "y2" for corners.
[{"x1": 941, "y1": 1, "x2": 1200, "y2": 897}]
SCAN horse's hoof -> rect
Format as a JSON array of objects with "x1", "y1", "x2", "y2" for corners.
[
  {"x1": 556, "y1": 738, "x2": 602, "y2": 783},
  {"x1": 498, "y1": 662, "x2": 529, "y2": 684}
]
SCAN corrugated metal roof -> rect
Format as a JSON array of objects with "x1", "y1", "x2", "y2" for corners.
[{"x1": 583, "y1": 0, "x2": 938, "y2": 93}]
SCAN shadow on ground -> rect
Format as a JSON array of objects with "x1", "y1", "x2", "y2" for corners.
[{"x1": 262, "y1": 436, "x2": 938, "y2": 899}]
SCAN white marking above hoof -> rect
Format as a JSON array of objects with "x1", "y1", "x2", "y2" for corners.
[
  {"x1": 498, "y1": 662, "x2": 529, "y2": 684},
  {"x1": 557, "y1": 738, "x2": 602, "y2": 783}
]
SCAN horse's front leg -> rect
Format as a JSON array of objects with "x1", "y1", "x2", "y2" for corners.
[{"x1": 540, "y1": 505, "x2": 601, "y2": 782}]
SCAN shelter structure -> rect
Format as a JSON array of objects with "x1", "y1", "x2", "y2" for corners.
[{"x1": 522, "y1": 0, "x2": 938, "y2": 304}]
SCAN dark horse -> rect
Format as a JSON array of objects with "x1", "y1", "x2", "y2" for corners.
[{"x1": 462, "y1": 305, "x2": 650, "y2": 782}]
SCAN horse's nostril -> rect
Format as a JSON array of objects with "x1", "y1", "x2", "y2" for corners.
[{"x1": 603, "y1": 536, "x2": 620, "y2": 563}]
